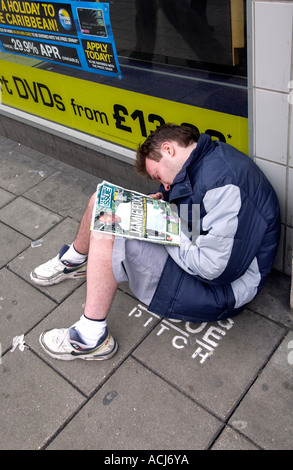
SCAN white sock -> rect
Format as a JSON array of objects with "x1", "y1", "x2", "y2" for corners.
[
  {"x1": 74, "y1": 314, "x2": 107, "y2": 347},
  {"x1": 62, "y1": 244, "x2": 87, "y2": 264}
]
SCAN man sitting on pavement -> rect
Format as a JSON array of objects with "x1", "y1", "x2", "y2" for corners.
[{"x1": 30, "y1": 124, "x2": 281, "y2": 361}]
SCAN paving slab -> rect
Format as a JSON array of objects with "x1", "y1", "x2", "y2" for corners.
[
  {"x1": 8, "y1": 218, "x2": 85, "y2": 304},
  {"x1": 26, "y1": 287, "x2": 161, "y2": 396},
  {"x1": 249, "y1": 270, "x2": 293, "y2": 329},
  {"x1": 47, "y1": 357, "x2": 222, "y2": 450},
  {"x1": 0, "y1": 348, "x2": 85, "y2": 450},
  {"x1": 211, "y1": 426, "x2": 259, "y2": 450},
  {"x1": 0, "y1": 268, "x2": 56, "y2": 353},
  {"x1": 0, "y1": 196, "x2": 63, "y2": 239},
  {"x1": 0, "y1": 187, "x2": 16, "y2": 208},
  {"x1": 0, "y1": 222, "x2": 30, "y2": 269},
  {"x1": 0, "y1": 134, "x2": 292, "y2": 451},
  {"x1": 228, "y1": 330, "x2": 293, "y2": 450},
  {"x1": 0, "y1": 148, "x2": 56, "y2": 195},
  {"x1": 132, "y1": 309, "x2": 286, "y2": 420},
  {"x1": 24, "y1": 170, "x2": 98, "y2": 222}
]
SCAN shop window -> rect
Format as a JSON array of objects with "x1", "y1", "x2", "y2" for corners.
[
  {"x1": 0, "y1": 0, "x2": 247, "y2": 118},
  {"x1": 111, "y1": 0, "x2": 247, "y2": 75}
]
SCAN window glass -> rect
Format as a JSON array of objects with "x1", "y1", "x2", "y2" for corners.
[
  {"x1": 0, "y1": 0, "x2": 247, "y2": 119},
  {"x1": 111, "y1": 0, "x2": 247, "y2": 76}
]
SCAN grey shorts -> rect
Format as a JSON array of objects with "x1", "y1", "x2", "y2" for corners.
[{"x1": 112, "y1": 237, "x2": 168, "y2": 305}]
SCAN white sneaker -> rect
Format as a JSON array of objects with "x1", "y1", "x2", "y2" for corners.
[
  {"x1": 39, "y1": 326, "x2": 118, "y2": 361},
  {"x1": 30, "y1": 245, "x2": 87, "y2": 286}
]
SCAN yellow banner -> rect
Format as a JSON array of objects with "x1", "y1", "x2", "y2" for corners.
[{"x1": 0, "y1": 61, "x2": 248, "y2": 154}]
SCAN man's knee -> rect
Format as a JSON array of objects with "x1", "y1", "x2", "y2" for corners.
[
  {"x1": 88, "y1": 192, "x2": 96, "y2": 210},
  {"x1": 90, "y1": 229, "x2": 115, "y2": 244}
]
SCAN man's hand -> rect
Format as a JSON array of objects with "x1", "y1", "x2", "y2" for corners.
[{"x1": 149, "y1": 192, "x2": 164, "y2": 200}]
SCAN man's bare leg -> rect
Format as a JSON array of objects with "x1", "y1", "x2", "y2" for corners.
[
  {"x1": 83, "y1": 231, "x2": 118, "y2": 320},
  {"x1": 71, "y1": 192, "x2": 118, "y2": 319},
  {"x1": 73, "y1": 192, "x2": 96, "y2": 256},
  {"x1": 38, "y1": 192, "x2": 119, "y2": 360}
]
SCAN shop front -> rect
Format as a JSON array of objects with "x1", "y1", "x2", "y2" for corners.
[{"x1": 0, "y1": 0, "x2": 248, "y2": 194}]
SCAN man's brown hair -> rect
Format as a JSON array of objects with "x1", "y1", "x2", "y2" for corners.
[{"x1": 135, "y1": 123, "x2": 199, "y2": 175}]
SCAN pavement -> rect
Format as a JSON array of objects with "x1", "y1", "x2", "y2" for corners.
[{"x1": 0, "y1": 134, "x2": 292, "y2": 452}]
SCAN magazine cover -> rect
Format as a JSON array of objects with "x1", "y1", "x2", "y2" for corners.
[{"x1": 91, "y1": 181, "x2": 180, "y2": 246}]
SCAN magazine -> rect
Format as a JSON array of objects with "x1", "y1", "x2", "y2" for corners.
[{"x1": 91, "y1": 181, "x2": 181, "y2": 246}]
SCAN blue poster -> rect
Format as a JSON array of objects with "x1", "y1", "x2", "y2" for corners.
[{"x1": 0, "y1": 1, "x2": 123, "y2": 78}]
